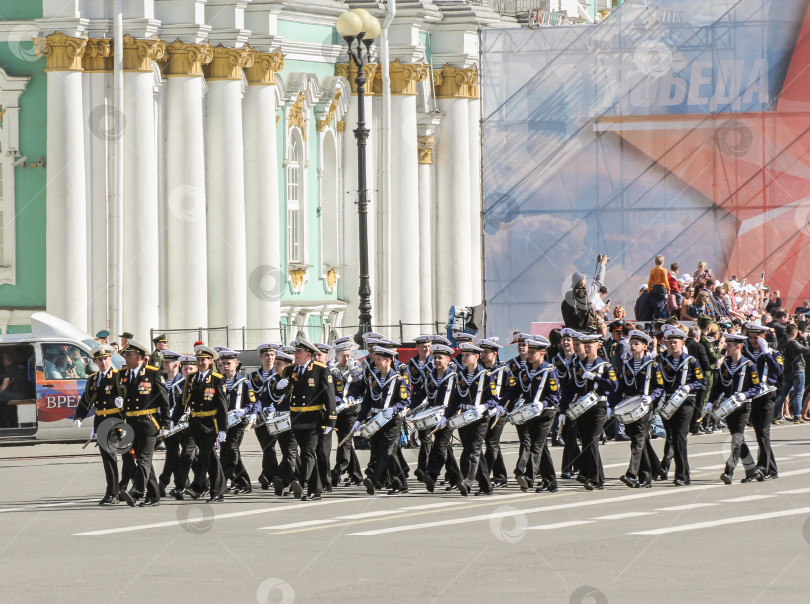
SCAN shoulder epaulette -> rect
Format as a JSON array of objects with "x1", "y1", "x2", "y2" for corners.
[
  {"x1": 313, "y1": 361, "x2": 327, "y2": 368},
  {"x1": 145, "y1": 365, "x2": 158, "y2": 371},
  {"x1": 212, "y1": 371, "x2": 223, "y2": 379}
]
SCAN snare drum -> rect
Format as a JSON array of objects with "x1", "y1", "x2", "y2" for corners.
[
  {"x1": 164, "y1": 413, "x2": 189, "y2": 438},
  {"x1": 358, "y1": 410, "x2": 393, "y2": 439},
  {"x1": 508, "y1": 402, "x2": 543, "y2": 426},
  {"x1": 227, "y1": 410, "x2": 246, "y2": 429},
  {"x1": 411, "y1": 406, "x2": 444, "y2": 431},
  {"x1": 712, "y1": 394, "x2": 745, "y2": 421},
  {"x1": 658, "y1": 386, "x2": 689, "y2": 420},
  {"x1": 614, "y1": 395, "x2": 651, "y2": 425},
  {"x1": 265, "y1": 411, "x2": 292, "y2": 435},
  {"x1": 566, "y1": 391, "x2": 601, "y2": 420},
  {"x1": 448, "y1": 407, "x2": 483, "y2": 430},
  {"x1": 335, "y1": 397, "x2": 361, "y2": 415}
]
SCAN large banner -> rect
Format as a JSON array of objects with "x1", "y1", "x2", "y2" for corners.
[{"x1": 481, "y1": 0, "x2": 810, "y2": 337}]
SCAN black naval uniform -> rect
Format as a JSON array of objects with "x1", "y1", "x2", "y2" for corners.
[
  {"x1": 710, "y1": 356, "x2": 761, "y2": 480},
  {"x1": 658, "y1": 352, "x2": 706, "y2": 484},
  {"x1": 331, "y1": 363, "x2": 364, "y2": 486},
  {"x1": 616, "y1": 355, "x2": 663, "y2": 486},
  {"x1": 511, "y1": 361, "x2": 561, "y2": 492},
  {"x1": 569, "y1": 357, "x2": 618, "y2": 489},
  {"x1": 554, "y1": 352, "x2": 581, "y2": 478},
  {"x1": 249, "y1": 367, "x2": 279, "y2": 486},
  {"x1": 117, "y1": 363, "x2": 170, "y2": 502},
  {"x1": 74, "y1": 367, "x2": 121, "y2": 499},
  {"x1": 743, "y1": 342, "x2": 783, "y2": 478},
  {"x1": 222, "y1": 375, "x2": 259, "y2": 492},
  {"x1": 417, "y1": 364, "x2": 461, "y2": 485},
  {"x1": 483, "y1": 362, "x2": 510, "y2": 487},
  {"x1": 159, "y1": 373, "x2": 196, "y2": 495},
  {"x1": 282, "y1": 360, "x2": 337, "y2": 498},
  {"x1": 270, "y1": 372, "x2": 301, "y2": 495},
  {"x1": 179, "y1": 369, "x2": 228, "y2": 499}
]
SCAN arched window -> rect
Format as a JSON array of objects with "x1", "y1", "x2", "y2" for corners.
[{"x1": 286, "y1": 131, "x2": 304, "y2": 264}]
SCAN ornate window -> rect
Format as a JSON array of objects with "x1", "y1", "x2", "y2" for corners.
[{"x1": 286, "y1": 130, "x2": 304, "y2": 264}]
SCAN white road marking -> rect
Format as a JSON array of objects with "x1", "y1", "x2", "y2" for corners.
[
  {"x1": 717, "y1": 495, "x2": 776, "y2": 503},
  {"x1": 0, "y1": 498, "x2": 97, "y2": 513},
  {"x1": 656, "y1": 503, "x2": 719, "y2": 511},
  {"x1": 592, "y1": 511, "x2": 656, "y2": 520},
  {"x1": 789, "y1": 452, "x2": 810, "y2": 457},
  {"x1": 696, "y1": 464, "x2": 725, "y2": 470},
  {"x1": 777, "y1": 487, "x2": 810, "y2": 495},
  {"x1": 630, "y1": 506, "x2": 810, "y2": 536},
  {"x1": 527, "y1": 520, "x2": 595, "y2": 530}
]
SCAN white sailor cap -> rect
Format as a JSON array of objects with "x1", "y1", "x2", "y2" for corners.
[
  {"x1": 724, "y1": 333, "x2": 747, "y2": 344},
  {"x1": 194, "y1": 345, "x2": 219, "y2": 360},
  {"x1": 179, "y1": 355, "x2": 197, "y2": 365},
  {"x1": 362, "y1": 331, "x2": 385, "y2": 341},
  {"x1": 213, "y1": 346, "x2": 230, "y2": 353},
  {"x1": 315, "y1": 342, "x2": 332, "y2": 353},
  {"x1": 559, "y1": 328, "x2": 578, "y2": 339},
  {"x1": 256, "y1": 343, "x2": 279, "y2": 353},
  {"x1": 577, "y1": 333, "x2": 602, "y2": 344},
  {"x1": 414, "y1": 334, "x2": 431, "y2": 344},
  {"x1": 295, "y1": 338, "x2": 319, "y2": 354},
  {"x1": 478, "y1": 338, "x2": 502, "y2": 350},
  {"x1": 280, "y1": 346, "x2": 295, "y2": 354},
  {"x1": 160, "y1": 349, "x2": 181, "y2": 361},
  {"x1": 745, "y1": 322, "x2": 769, "y2": 334},
  {"x1": 512, "y1": 332, "x2": 533, "y2": 343},
  {"x1": 429, "y1": 335, "x2": 452, "y2": 346},
  {"x1": 332, "y1": 336, "x2": 352, "y2": 347},
  {"x1": 453, "y1": 332, "x2": 474, "y2": 342},
  {"x1": 526, "y1": 337, "x2": 550, "y2": 349},
  {"x1": 275, "y1": 351, "x2": 294, "y2": 363},
  {"x1": 373, "y1": 345, "x2": 398, "y2": 358},
  {"x1": 431, "y1": 344, "x2": 455, "y2": 356},
  {"x1": 219, "y1": 349, "x2": 240, "y2": 360},
  {"x1": 663, "y1": 328, "x2": 687, "y2": 340},
  {"x1": 458, "y1": 342, "x2": 483, "y2": 354},
  {"x1": 628, "y1": 330, "x2": 652, "y2": 345},
  {"x1": 333, "y1": 341, "x2": 353, "y2": 352}
]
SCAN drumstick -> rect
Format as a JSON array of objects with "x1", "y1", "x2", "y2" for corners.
[
  {"x1": 81, "y1": 437, "x2": 94, "y2": 449},
  {"x1": 337, "y1": 428, "x2": 358, "y2": 448}
]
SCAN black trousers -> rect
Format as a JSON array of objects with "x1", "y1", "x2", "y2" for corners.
[
  {"x1": 275, "y1": 430, "x2": 299, "y2": 487},
  {"x1": 293, "y1": 427, "x2": 319, "y2": 491},
  {"x1": 415, "y1": 428, "x2": 434, "y2": 474},
  {"x1": 334, "y1": 411, "x2": 363, "y2": 482},
  {"x1": 189, "y1": 422, "x2": 226, "y2": 497},
  {"x1": 747, "y1": 394, "x2": 778, "y2": 475},
  {"x1": 690, "y1": 389, "x2": 706, "y2": 433},
  {"x1": 725, "y1": 402, "x2": 753, "y2": 476},
  {"x1": 514, "y1": 413, "x2": 556, "y2": 489},
  {"x1": 625, "y1": 413, "x2": 659, "y2": 483},
  {"x1": 458, "y1": 418, "x2": 491, "y2": 492},
  {"x1": 426, "y1": 425, "x2": 462, "y2": 484},
  {"x1": 221, "y1": 424, "x2": 250, "y2": 488},
  {"x1": 367, "y1": 417, "x2": 408, "y2": 489},
  {"x1": 130, "y1": 424, "x2": 160, "y2": 500},
  {"x1": 307, "y1": 428, "x2": 332, "y2": 494},
  {"x1": 119, "y1": 448, "x2": 135, "y2": 490},
  {"x1": 92, "y1": 418, "x2": 120, "y2": 497},
  {"x1": 660, "y1": 399, "x2": 694, "y2": 482},
  {"x1": 561, "y1": 416, "x2": 581, "y2": 475},
  {"x1": 254, "y1": 425, "x2": 279, "y2": 482},
  {"x1": 576, "y1": 402, "x2": 606, "y2": 486},
  {"x1": 485, "y1": 418, "x2": 508, "y2": 483},
  {"x1": 159, "y1": 430, "x2": 196, "y2": 490}
]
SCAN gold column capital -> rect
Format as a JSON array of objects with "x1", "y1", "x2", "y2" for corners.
[
  {"x1": 205, "y1": 44, "x2": 254, "y2": 80},
  {"x1": 417, "y1": 134, "x2": 436, "y2": 165},
  {"x1": 162, "y1": 39, "x2": 213, "y2": 77},
  {"x1": 123, "y1": 35, "x2": 166, "y2": 72},
  {"x1": 83, "y1": 38, "x2": 112, "y2": 72},
  {"x1": 35, "y1": 31, "x2": 87, "y2": 71},
  {"x1": 371, "y1": 59, "x2": 429, "y2": 95},
  {"x1": 244, "y1": 51, "x2": 284, "y2": 85},
  {"x1": 335, "y1": 62, "x2": 379, "y2": 96},
  {"x1": 433, "y1": 63, "x2": 479, "y2": 99}
]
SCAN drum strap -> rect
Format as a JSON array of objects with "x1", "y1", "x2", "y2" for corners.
[
  {"x1": 737, "y1": 361, "x2": 750, "y2": 393},
  {"x1": 382, "y1": 378, "x2": 398, "y2": 410},
  {"x1": 473, "y1": 372, "x2": 487, "y2": 410},
  {"x1": 531, "y1": 368, "x2": 552, "y2": 405},
  {"x1": 643, "y1": 364, "x2": 653, "y2": 396},
  {"x1": 230, "y1": 377, "x2": 247, "y2": 410},
  {"x1": 441, "y1": 375, "x2": 455, "y2": 408}
]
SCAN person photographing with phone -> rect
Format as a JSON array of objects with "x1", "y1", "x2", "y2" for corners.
[{"x1": 562, "y1": 254, "x2": 610, "y2": 333}]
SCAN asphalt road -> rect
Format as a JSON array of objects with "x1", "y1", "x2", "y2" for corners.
[{"x1": 2, "y1": 423, "x2": 810, "y2": 603}]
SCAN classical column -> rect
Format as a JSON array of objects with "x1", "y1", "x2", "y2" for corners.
[
  {"x1": 417, "y1": 115, "x2": 440, "y2": 327},
  {"x1": 467, "y1": 66, "x2": 483, "y2": 307},
  {"x1": 434, "y1": 64, "x2": 474, "y2": 317},
  {"x1": 204, "y1": 45, "x2": 251, "y2": 330},
  {"x1": 336, "y1": 62, "x2": 377, "y2": 333},
  {"x1": 82, "y1": 38, "x2": 112, "y2": 333},
  {"x1": 161, "y1": 40, "x2": 213, "y2": 328},
  {"x1": 122, "y1": 35, "x2": 165, "y2": 339},
  {"x1": 36, "y1": 32, "x2": 89, "y2": 331},
  {"x1": 377, "y1": 60, "x2": 427, "y2": 341},
  {"x1": 243, "y1": 51, "x2": 285, "y2": 346}
]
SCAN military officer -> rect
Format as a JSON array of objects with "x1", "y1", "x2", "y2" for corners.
[
  {"x1": 148, "y1": 334, "x2": 168, "y2": 368},
  {"x1": 313, "y1": 343, "x2": 337, "y2": 493},
  {"x1": 179, "y1": 346, "x2": 229, "y2": 502},
  {"x1": 116, "y1": 340, "x2": 170, "y2": 507},
  {"x1": 73, "y1": 345, "x2": 121, "y2": 504},
  {"x1": 220, "y1": 349, "x2": 260, "y2": 494}
]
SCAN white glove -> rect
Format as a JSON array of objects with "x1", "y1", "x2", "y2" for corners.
[
  {"x1": 682, "y1": 385, "x2": 691, "y2": 393},
  {"x1": 382, "y1": 408, "x2": 394, "y2": 420},
  {"x1": 582, "y1": 371, "x2": 596, "y2": 380},
  {"x1": 218, "y1": 431, "x2": 226, "y2": 442},
  {"x1": 74, "y1": 419, "x2": 82, "y2": 428},
  {"x1": 757, "y1": 337, "x2": 770, "y2": 354},
  {"x1": 114, "y1": 396, "x2": 123, "y2": 408},
  {"x1": 249, "y1": 414, "x2": 257, "y2": 425},
  {"x1": 233, "y1": 408, "x2": 245, "y2": 418},
  {"x1": 703, "y1": 402, "x2": 712, "y2": 414},
  {"x1": 347, "y1": 396, "x2": 355, "y2": 405},
  {"x1": 323, "y1": 426, "x2": 333, "y2": 435},
  {"x1": 274, "y1": 378, "x2": 289, "y2": 390},
  {"x1": 438, "y1": 416, "x2": 447, "y2": 429},
  {"x1": 168, "y1": 421, "x2": 175, "y2": 430},
  {"x1": 642, "y1": 395, "x2": 652, "y2": 405},
  {"x1": 351, "y1": 420, "x2": 362, "y2": 432},
  {"x1": 735, "y1": 392, "x2": 747, "y2": 402},
  {"x1": 90, "y1": 429, "x2": 95, "y2": 439},
  {"x1": 605, "y1": 407, "x2": 613, "y2": 419}
]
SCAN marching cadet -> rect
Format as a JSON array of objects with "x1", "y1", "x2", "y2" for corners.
[
  {"x1": 413, "y1": 344, "x2": 460, "y2": 487},
  {"x1": 179, "y1": 346, "x2": 228, "y2": 503},
  {"x1": 352, "y1": 346, "x2": 410, "y2": 495},
  {"x1": 434, "y1": 342, "x2": 500, "y2": 496},
  {"x1": 656, "y1": 328, "x2": 706, "y2": 486},
  {"x1": 451, "y1": 332, "x2": 475, "y2": 370},
  {"x1": 743, "y1": 323, "x2": 783, "y2": 480},
  {"x1": 500, "y1": 332, "x2": 531, "y2": 479},
  {"x1": 569, "y1": 333, "x2": 617, "y2": 491},
  {"x1": 267, "y1": 351, "x2": 300, "y2": 497},
  {"x1": 274, "y1": 338, "x2": 336, "y2": 501},
  {"x1": 407, "y1": 335, "x2": 433, "y2": 411},
  {"x1": 330, "y1": 340, "x2": 364, "y2": 487},
  {"x1": 219, "y1": 349, "x2": 260, "y2": 494},
  {"x1": 615, "y1": 331, "x2": 663, "y2": 488},
  {"x1": 148, "y1": 334, "x2": 168, "y2": 368},
  {"x1": 557, "y1": 329, "x2": 582, "y2": 479},
  {"x1": 73, "y1": 345, "x2": 121, "y2": 504},
  {"x1": 314, "y1": 343, "x2": 336, "y2": 492},
  {"x1": 249, "y1": 343, "x2": 279, "y2": 489},
  {"x1": 158, "y1": 351, "x2": 196, "y2": 500},
  {"x1": 116, "y1": 340, "x2": 170, "y2": 507},
  {"x1": 479, "y1": 338, "x2": 509, "y2": 488},
  {"x1": 512, "y1": 338, "x2": 561, "y2": 493},
  {"x1": 712, "y1": 333, "x2": 762, "y2": 484}
]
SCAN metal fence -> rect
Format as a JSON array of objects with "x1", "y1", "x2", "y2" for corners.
[{"x1": 150, "y1": 326, "x2": 289, "y2": 353}]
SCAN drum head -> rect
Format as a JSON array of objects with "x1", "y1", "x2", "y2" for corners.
[{"x1": 96, "y1": 418, "x2": 135, "y2": 454}]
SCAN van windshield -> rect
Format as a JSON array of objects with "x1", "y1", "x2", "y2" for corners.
[{"x1": 82, "y1": 340, "x2": 124, "y2": 370}]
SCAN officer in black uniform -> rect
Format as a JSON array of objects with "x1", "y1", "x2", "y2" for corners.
[
  {"x1": 743, "y1": 323, "x2": 783, "y2": 479},
  {"x1": 220, "y1": 349, "x2": 260, "y2": 494},
  {"x1": 179, "y1": 346, "x2": 229, "y2": 502},
  {"x1": 330, "y1": 340, "x2": 364, "y2": 487},
  {"x1": 511, "y1": 337, "x2": 561, "y2": 493},
  {"x1": 275, "y1": 338, "x2": 336, "y2": 501},
  {"x1": 116, "y1": 340, "x2": 170, "y2": 507},
  {"x1": 615, "y1": 330, "x2": 663, "y2": 488},
  {"x1": 73, "y1": 345, "x2": 121, "y2": 504},
  {"x1": 250, "y1": 343, "x2": 279, "y2": 489},
  {"x1": 158, "y1": 350, "x2": 196, "y2": 500},
  {"x1": 712, "y1": 333, "x2": 763, "y2": 484}
]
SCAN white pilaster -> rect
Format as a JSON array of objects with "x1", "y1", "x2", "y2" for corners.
[
  {"x1": 468, "y1": 97, "x2": 483, "y2": 306},
  {"x1": 417, "y1": 113, "x2": 441, "y2": 327}
]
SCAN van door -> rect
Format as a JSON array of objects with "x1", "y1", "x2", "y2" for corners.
[
  {"x1": 37, "y1": 342, "x2": 93, "y2": 425},
  {"x1": 0, "y1": 343, "x2": 37, "y2": 437}
]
